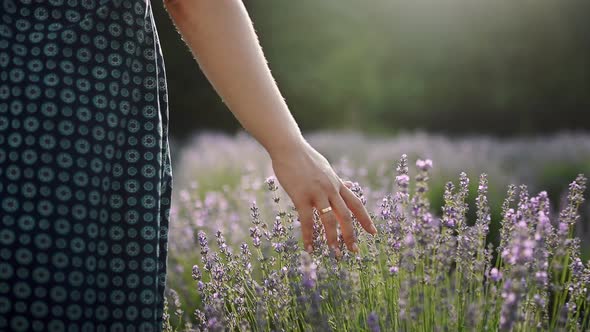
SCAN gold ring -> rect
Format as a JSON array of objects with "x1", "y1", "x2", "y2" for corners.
[{"x1": 319, "y1": 206, "x2": 332, "y2": 215}]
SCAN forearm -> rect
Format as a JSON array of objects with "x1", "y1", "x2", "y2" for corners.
[{"x1": 163, "y1": 0, "x2": 305, "y2": 158}]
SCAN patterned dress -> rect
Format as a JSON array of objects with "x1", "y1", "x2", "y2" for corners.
[{"x1": 0, "y1": 0, "x2": 173, "y2": 331}]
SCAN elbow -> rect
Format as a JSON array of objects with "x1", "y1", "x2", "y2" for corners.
[
  {"x1": 163, "y1": 0, "x2": 189, "y2": 19},
  {"x1": 163, "y1": 0, "x2": 185, "y2": 9}
]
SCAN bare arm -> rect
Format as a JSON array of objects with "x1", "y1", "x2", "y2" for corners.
[
  {"x1": 163, "y1": 0, "x2": 377, "y2": 256},
  {"x1": 162, "y1": 0, "x2": 301, "y2": 157}
]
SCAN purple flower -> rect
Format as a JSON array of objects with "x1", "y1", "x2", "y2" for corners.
[
  {"x1": 300, "y1": 252, "x2": 318, "y2": 289},
  {"x1": 253, "y1": 236, "x2": 261, "y2": 248},
  {"x1": 207, "y1": 317, "x2": 220, "y2": 330},
  {"x1": 404, "y1": 232, "x2": 415, "y2": 247},
  {"x1": 380, "y1": 196, "x2": 393, "y2": 220},
  {"x1": 396, "y1": 174, "x2": 410, "y2": 188},
  {"x1": 212, "y1": 264, "x2": 225, "y2": 282},
  {"x1": 500, "y1": 278, "x2": 520, "y2": 330},
  {"x1": 535, "y1": 271, "x2": 548, "y2": 286},
  {"x1": 416, "y1": 159, "x2": 433, "y2": 172},
  {"x1": 558, "y1": 222, "x2": 569, "y2": 235},
  {"x1": 240, "y1": 243, "x2": 250, "y2": 256},
  {"x1": 198, "y1": 231, "x2": 209, "y2": 254},
  {"x1": 522, "y1": 239, "x2": 535, "y2": 260},
  {"x1": 459, "y1": 172, "x2": 470, "y2": 194},
  {"x1": 502, "y1": 290, "x2": 516, "y2": 305},
  {"x1": 173, "y1": 149, "x2": 588, "y2": 331},
  {"x1": 367, "y1": 312, "x2": 380, "y2": 332},
  {"x1": 389, "y1": 266, "x2": 399, "y2": 276},
  {"x1": 502, "y1": 221, "x2": 536, "y2": 265},
  {"x1": 272, "y1": 241, "x2": 284, "y2": 253},
  {"x1": 489, "y1": 268, "x2": 502, "y2": 282},
  {"x1": 534, "y1": 294, "x2": 546, "y2": 307},
  {"x1": 265, "y1": 175, "x2": 279, "y2": 191},
  {"x1": 302, "y1": 275, "x2": 315, "y2": 289},
  {"x1": 249, "y1": 226, "x2": 262, "y2": 248},
  {"x1": 444, "y1": 218, "x2": 455, "y2": 228},
  {"x1": 192, "y1": 264, "x2": 202, "y2": 281},
  {"x1": 535, "y1": 210, "x2": 552, "y2": 241}
]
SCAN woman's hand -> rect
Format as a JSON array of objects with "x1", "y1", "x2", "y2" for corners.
[
  {"x1": 269, "y1": 139, "x2": 378, "y2": 258},
  {"x1": 163, "y1": 0, "x2": 376, "y2": 255}
]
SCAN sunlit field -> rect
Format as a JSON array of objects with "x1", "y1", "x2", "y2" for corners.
[{"x1": 162, "y1": 131, "x2": 590, "y2": 331}]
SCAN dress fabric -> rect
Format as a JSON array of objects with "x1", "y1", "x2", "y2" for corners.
[{"x1": 0, "y1": 0, "x2": 173, "y2": 331}]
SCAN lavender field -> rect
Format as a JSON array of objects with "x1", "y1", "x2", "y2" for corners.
[{"x1": 162, "y1": 131, "x2": 590, "y2": 331}]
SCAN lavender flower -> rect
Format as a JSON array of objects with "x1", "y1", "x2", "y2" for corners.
[
  {"x1": 367, "y1": 312, "x2": 381, "y2": 332},
  {"x1": 396, "y1": 174, "x2": 410, "y2": 190},
  {"x1": 300, "y1": 251, "x2": 318, "y2": 289},
  {"x1": 416, "y1": 159, "x2": 433, "y2": 172},
  {"x1": 389, "y1": 266, "x2": 399, "y2": 276},
  {"x1": 489, "y1": 267, "x2": 502, "y2": 282},
  {"x1": 198, "y1": 230, "x2": 209, "y2": 256},
  {"x1": 265, "y1": 175, "x2": 279, "y2": 192},
  {"x1": 169, "y1": 145, "x2": 588, "y2": 331},
  {"x1": 192, "y1": 264, "x2": 202, "y2": 281}
]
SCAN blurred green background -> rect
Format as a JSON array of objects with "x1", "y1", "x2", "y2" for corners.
[{"x1": 153, "y1": 0, "x2": 590, "y2": 141}]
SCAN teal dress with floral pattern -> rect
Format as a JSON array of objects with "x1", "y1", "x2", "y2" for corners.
[{"x1": 0, "y1": 0, "x2": 173, "y2": 331}]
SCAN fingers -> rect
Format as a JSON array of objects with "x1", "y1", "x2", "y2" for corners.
[
  {"x1": 296, "y1": 203, "x2": 315, "y2": 253},
  {"x1": 299, "y1": 179, "x2": 373, "y2": 258},
  {"x1": 314, "y1": 196, "x2": 342, "y2": 259},
  {"x1": 340, "y1": 181, "x2": 378, "y2": 235},
  {"x1": 328, "y1": 189, "x2": 358, "y2": 253}
]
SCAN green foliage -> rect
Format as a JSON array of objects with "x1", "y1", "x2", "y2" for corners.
[
  {"x1": 153, "y1": 0, "x2": 590, "y2": 139},
  {"x1": 537, "y1": 160, "x2": 590, "y2": 204}
]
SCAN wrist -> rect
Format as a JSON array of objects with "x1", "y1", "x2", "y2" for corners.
[{"x1": 265, "y1": 132, "x2": 307, "y2": 161}]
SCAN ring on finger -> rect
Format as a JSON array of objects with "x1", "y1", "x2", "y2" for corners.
[{"x1": 319, "y1": 206, "x2": 332, "y2": 215}]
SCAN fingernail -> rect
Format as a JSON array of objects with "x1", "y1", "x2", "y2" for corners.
[
  {"x1": 306, "y1": 244, "x2": 313, "y2": 253},
  {"x1": 352, "y1": 243, "x2": 359, "y2": 253},
  {"x1": 371, "y1": 224, "x2": 378, "y2": 235},
  {"x1": 333, "y1": 246, "x2": 342, "y2": 259}
]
